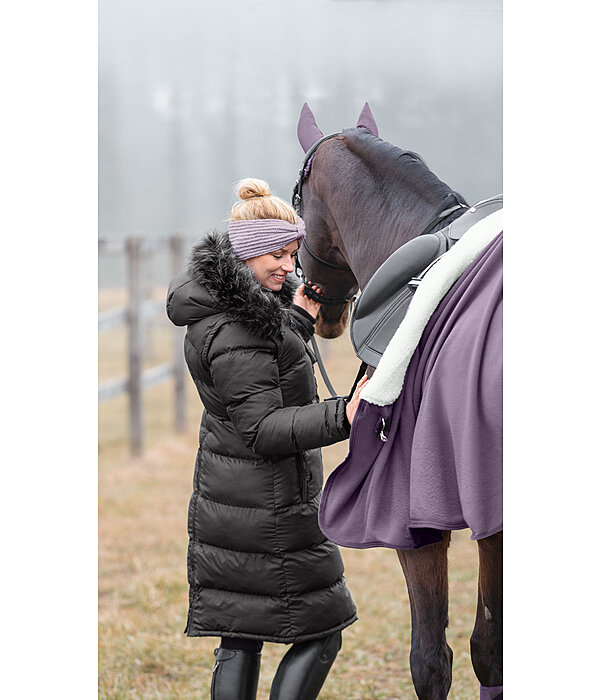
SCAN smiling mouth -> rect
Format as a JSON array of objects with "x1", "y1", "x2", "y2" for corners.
[{"x1": 271, "y1": 274, "x2": 285, "y2": 281}]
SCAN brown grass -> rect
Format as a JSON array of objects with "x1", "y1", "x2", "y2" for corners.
[{"x1": 99, "y1": 289, "x2": 481, "y2": 699}]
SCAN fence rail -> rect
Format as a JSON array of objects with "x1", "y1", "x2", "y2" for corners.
[
  {"x1": 99, "y1": 234, "x2": 189, "y2": 455},
  {"x1": 98, "y1": 299, "x2": 165, "y2": 333},
  {"x1": 98, "y1": 237, "x2": 176, "y2": 255}
]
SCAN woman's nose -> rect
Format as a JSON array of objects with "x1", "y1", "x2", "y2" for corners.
[{"x1": 281, "y1": 259, "x2": 294, "y2": 273}]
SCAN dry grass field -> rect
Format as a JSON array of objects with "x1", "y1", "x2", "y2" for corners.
[{"x1": 99, "y1": 288, "x2": 481, "y2": 699}]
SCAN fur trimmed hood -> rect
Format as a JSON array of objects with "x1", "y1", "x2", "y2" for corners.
[{"x1": 166, "y1": 231, "x2": 298, "y2": 339}]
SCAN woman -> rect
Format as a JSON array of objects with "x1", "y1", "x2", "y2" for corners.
[{"x1": 166, "y1": 178, "x2": 368, "y2": 700}]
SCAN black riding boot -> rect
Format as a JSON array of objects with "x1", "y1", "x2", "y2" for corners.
[
  {"x1": 269, "y1": 631, "x2": 342, "y2": 700},
  {"x1": 210, "y1": 646, "x2": 261, "y2": 700}
]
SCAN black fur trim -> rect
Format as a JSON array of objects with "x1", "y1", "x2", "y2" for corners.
[{"x1": 188, "y1": 231, "x2": 298, "y2": 340}]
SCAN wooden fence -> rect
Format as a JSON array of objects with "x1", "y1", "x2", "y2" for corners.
[{"x1": 99, "y1": 235, "x2": 189, "y2": 455}]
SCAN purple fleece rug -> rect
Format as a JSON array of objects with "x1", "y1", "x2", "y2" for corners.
[{"x1": 319, "y1": 234, "x2": 503, "y2": 549}]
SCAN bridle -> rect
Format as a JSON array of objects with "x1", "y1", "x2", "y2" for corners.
[
  {"x1": 292, "y1": 132, "x2": 360, "y2": 306},
  {"x1": 290, "y1": 130, "x2": 469, "y2": 398},
  {"x1": 292, "y1": 132, "x2": 341, "y2": 218},
  {"x1": 291, "y1": 132, "x2": 467, "y2": 305},
  {"x1": 296, "y1": 240, "x2": 360, "y2": 305}
]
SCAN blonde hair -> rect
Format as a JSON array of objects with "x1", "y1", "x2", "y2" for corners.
[{"x1": 230, "y1": 178, "x2": 298, "y2": 224}]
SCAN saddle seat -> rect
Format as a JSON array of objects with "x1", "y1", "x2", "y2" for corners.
[{"x1": 350, "y1": 195, "x2": 503, "y2": 367}]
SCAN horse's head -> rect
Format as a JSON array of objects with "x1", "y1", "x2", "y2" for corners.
[{"x1": 293, "y1": 102, "x2": 378, "y2": 338}]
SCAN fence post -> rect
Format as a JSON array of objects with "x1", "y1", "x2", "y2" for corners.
[
  {"x1": 170, "y1": 235, "x2": 186, "y2": 432},
  {"x1": 127, "y1": 237, "x2": 144, "y2": 455},
  {"x1": 142, "y1": 241, "x2": 155, "y2": 361}
]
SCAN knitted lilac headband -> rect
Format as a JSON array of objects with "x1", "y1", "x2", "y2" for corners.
[{"x1": 228, "y1": 218, "x2": 306, "y2": 261}]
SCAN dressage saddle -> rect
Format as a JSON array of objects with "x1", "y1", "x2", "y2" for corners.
[{"x1": 350, "y1": 195, "x2": 503, "y2": 367}]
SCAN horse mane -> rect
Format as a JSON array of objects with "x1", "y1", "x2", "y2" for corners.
[
  {"x1": 304, "y1": 127, "x2": 469, "y2": 289},
  {"x1": 339, "y1": 128, "x2": 460, "y2": 212}
]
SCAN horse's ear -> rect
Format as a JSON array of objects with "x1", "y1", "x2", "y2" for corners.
[
  {"x1": 297, "y1": 102, "x2": 324, "y2": 153},
  {"x1": 356, "y1": 102, "x2": 379, "y2": 137}
]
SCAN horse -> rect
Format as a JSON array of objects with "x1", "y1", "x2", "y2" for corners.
[{"x1": 293, "y1": 102, "x2": 502, "y2": 700}]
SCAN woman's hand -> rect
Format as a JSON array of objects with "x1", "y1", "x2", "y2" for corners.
[
  {"x1": 293, "y1": 282, "x2": 322, "y2": 320},
  {"x1": 346, "y1": 375, "x2": 369, "y2": 425}
]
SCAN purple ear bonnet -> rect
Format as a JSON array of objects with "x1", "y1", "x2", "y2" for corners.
[
  {"x1": 356, "y1": 102, "x2": 379, "y2": 137},
  {"x1": 297, "y1": 101, "x2": 379, "y2": 153},
  {"x1": 297, "y1": 102, "x2": 324, "y2": 153}
]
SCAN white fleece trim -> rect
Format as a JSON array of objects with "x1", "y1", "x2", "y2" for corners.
[{"x1": 360, "y1": 208, "x2": 503, "y2": 407}]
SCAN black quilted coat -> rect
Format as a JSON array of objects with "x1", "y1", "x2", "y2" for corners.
[{"x1": 166, "y1": 232, "x2": 357, "y2": 643}]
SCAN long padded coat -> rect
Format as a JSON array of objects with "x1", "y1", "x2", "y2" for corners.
[{"x1": 166, "y1": 232, "x2": 357, "y2": 643}]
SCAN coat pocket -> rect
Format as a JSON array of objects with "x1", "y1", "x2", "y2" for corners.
[
  {"x1": 295, "y1": 451, "x2": 312, "y2": 503},
  {"x1": 184, "y1": 586, "x2": 200, "y2": 634}
]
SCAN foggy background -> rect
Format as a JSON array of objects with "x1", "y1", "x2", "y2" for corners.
[{"x1": 99, "y1": 0, "x2": 502, "y2": 285}]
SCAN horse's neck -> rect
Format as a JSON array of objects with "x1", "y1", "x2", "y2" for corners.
[
  {"x1": 335, "y1": 200, "x2": 443, "y2": 288},
  {"x1": 317, "y1": 135, "x2": 458, "y2": 288}
]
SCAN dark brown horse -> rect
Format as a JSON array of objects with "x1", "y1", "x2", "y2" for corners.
[{"x1": 294, "y1": 103, "x2": 502, "y2": 700}]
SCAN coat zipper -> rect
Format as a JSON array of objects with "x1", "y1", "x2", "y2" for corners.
[
  {"x1": 296, "y1": 451, "x2": 312, "y2": 502},
  {"x1": 292, "y1": 421, "x2": 312, "y2": 503},
  {"x1": 184, "y1": 590, "x2": 194, "y2": 634}
]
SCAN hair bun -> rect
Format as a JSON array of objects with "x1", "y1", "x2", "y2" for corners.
[
  {"x1": 236, "y1": 178, "x2": 272, "y2": 201},
  {"x1": 230, "y1": 176, "x2": 297, "y2": 224}
]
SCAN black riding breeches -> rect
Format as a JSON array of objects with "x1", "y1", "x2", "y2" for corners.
[{"x1": 220, "y1": 637, "x2": 264, "y2": 654}]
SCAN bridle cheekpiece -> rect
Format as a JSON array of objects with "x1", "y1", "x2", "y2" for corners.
[{"x1": 292, "y1": 132, "x2": 359, "y2": 306}]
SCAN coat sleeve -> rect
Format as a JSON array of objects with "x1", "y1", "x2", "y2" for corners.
[
  {"x1": 208, "y1": 340, "x2": 349, "y2": 457},
  {"x1": 290, "y1": 305, "x2": 316, "y2": 342}
]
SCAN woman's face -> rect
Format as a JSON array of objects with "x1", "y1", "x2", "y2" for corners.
[{"x1": 245, "y1": 240, "x2": 300, "y2": 291}]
